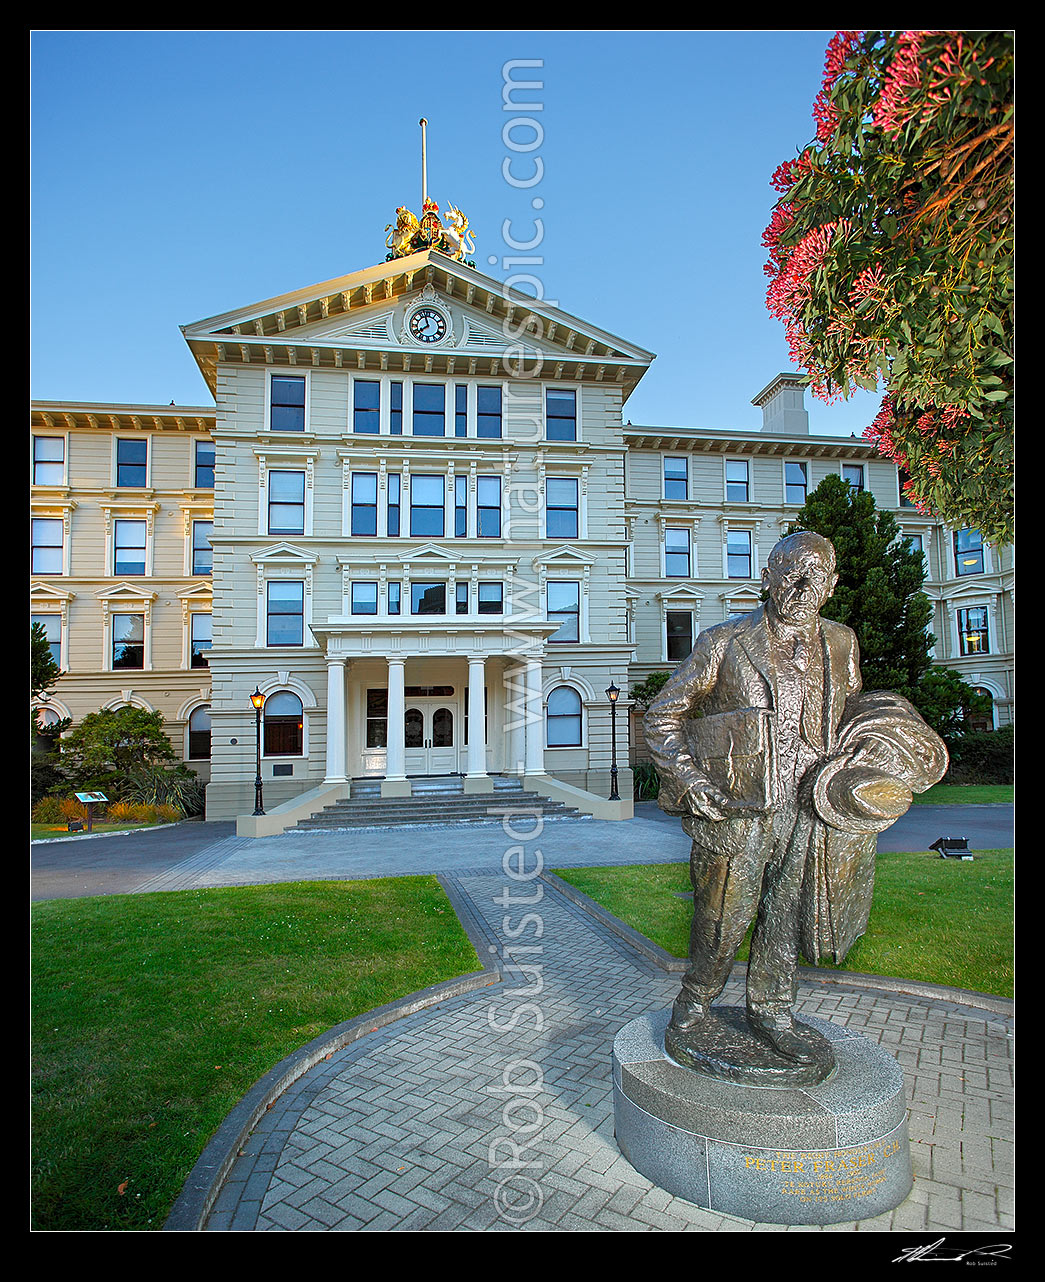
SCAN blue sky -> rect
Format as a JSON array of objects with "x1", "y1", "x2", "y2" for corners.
[{"x1": 30, "y1": 29, "x2": 883, "y2": 437}]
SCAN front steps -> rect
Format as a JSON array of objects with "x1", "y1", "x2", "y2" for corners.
[{"x1": 289, "y1": 774, "x2": 590, "y2": 832}]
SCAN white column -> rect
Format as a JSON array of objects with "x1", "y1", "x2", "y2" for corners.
[
  {"x1": 324, "y1": 657, "x2": 347, "y2": 783},
  {"x1": 506, "y1": 665, "x2": 526, "y2": 775},
  {"x1": 466, "y1": 656, "x2": 487, "y2": 778},
  {"x1": 348, "y1": 678, "x2": 362, "y2": 776},
  {"x1": 386, "y1": 658, "x2": 406, "y2": 781},
  {"x1": 524, "y1": 656, "x2": 545, "y2": 776}
]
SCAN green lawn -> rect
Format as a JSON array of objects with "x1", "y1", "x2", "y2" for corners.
[
  {"x1": 556, "y1": 848, "x2": 1013, "y2": 999},
  {"x1": 912, "y1": 783, "x2": 1013, "y2": 805},
  {"x1": 31, "y1": 878, "x2": 480, "y2": 1232},
  {"x1": 31, "y1": 820, "x2": 179, "y2": 841}
]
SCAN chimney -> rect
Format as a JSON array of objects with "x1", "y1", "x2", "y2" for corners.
[{"x1": 751, "y1": 373, "x2": 810, "y2": 435}]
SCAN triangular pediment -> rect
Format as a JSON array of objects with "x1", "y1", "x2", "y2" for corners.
[
  {"x1": 97, "y1": 582, "x2": 160, "y2": 603},
  {"x1": 941, "y1": 580, "x2": 995, "y2": 602},
  {"x1": 657, "y1": 585, "x2": 705, "y2": 603},
  {"x1": 532, "y1": 544, "x2": 597, "y2": 569},
  {"x1": 251, "y1": 543, "x2": 321, "y2": 565},
  {"x1": 719, "y1": 586, "x2": 762, "y2": 607},
  {"x1": 398, "y1": 543, "x2": 458, "y2": 563},
  {"x1": 31, "y1": 582, "x2": 75, "y2": 605},
  {"x1": 182, "y1": 249, "x2": 655, "y2": 400}
]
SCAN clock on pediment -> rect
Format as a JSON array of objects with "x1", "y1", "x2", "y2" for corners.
[
  {"x1": 408, "y1": 305, "x2": 448, "y2": 344},
  {"x1": 402, "y1": 285, "x2": 454, "y2": 347}
]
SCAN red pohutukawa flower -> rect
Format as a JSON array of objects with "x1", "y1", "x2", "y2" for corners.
[
  {"x1": 871, "y1": 30, "x2": 928, "y2": 134},
  {"x1": 769, "y1": 151, "x2": 813, "y2": 195},
  {"x1": 761, "y1": 201, "x2": 796, "y2": 275},
  {"x1": 823, "y1": 30, "x2": 862, "y2": 86},
  {"x1": 762, "y1": 29, "x2": 1013, "y2": 543},
  {"x1": 766, "y1": 219, "x2": 850, "y2": 321},
  {"x1": 847, "y1": 263, "x2": 889, "y2": 309},
  {"x1": 812, "y1": 30, "x2": 862, "y2": 142}
]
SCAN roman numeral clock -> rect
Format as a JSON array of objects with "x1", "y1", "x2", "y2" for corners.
[
  {"x1": 402, "y1": 288, "x2": 453, "y2": 346},
  {"x1": 407, "y1": 304, "x2": 448, "y2": 344}
]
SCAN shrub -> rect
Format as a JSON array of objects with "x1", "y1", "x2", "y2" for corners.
[
  {"x1": 122, "y1": 766, "x2": 204, "y2": 815},
  {"x1": 32, "y1": 796, "x2": 69, "y2": 824},
  {"x1": 33, "y1": 796, "x2": 184, "y2": 827},
  {"x1": 31, "y1": 739, "x2": 67, "y2": 807},
  {"x1": 630, "y1": 672, "x2": 671, "y2": 712},
  {"x1": 60, "y1": 707, "x2": 176, "y2": 785},
  {"x1": 944, "y1": 725, "x2": 1014, "y2": 785},
  {"x1": 31, "y1": 797, "x2": 100, "y2": 825},
  {"x1": 106, "y1": 801, "x2": 155, "y2": 824},
  {"x1": 632, "y1": 760, "x2": 661, "y2": 801}
]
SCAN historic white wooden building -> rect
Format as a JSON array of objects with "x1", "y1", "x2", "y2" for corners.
[{"x1": 31, "y1": 236, "x2": 1013, "y2": 830}]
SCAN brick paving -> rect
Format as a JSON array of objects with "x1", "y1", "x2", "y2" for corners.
[{"x1": 197, "y1": 867, "x2": 1014, "y2": 1233}]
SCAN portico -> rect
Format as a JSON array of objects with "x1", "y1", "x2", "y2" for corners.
[{"x1": 311, "y1": 618, "x2": 558, "y2": 796}]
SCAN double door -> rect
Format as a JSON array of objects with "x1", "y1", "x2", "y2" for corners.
[{"x1": 403, "y1": 698, "x2": 458, "y2": 775}]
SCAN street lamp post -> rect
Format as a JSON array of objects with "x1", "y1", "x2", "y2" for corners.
[
  {"x1": 606, "y1": 681, "x2": 621, "y2": 801},
  {"x1": 250, "y1": 686, "x2": 266, "y2": 815}
]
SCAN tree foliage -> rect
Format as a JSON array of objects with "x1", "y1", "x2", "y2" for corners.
[
  {"x1": 788, "y1": 473, "x2": 989, "y2": 743},
  {"x1": 60, "y1": 706, "x2": 177, "y2": 787},
  {"x1": 630, "y1": 670, "x2": 671, "y2": 711},
  {"x1": 31, "y1": 624, "x2": 70, "y2": 783},
  {"x1": 31, "y1": 622, "x2": 61, "y2": 702},
  {"x1": 764, "y1": 30, "x2": 1013, "y2": 546}
]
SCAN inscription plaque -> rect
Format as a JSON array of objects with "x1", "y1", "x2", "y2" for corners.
[{"x1": 612, "y1": 1012, "x2": 914, "y2": 1225}]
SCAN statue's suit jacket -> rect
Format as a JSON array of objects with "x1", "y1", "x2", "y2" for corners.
[
  {"x1": 643, "y1": 606, "x2": 862, "y2": 849},
  {"x1": 645, "y1": 605, "x2": 948, "y2": 969}
]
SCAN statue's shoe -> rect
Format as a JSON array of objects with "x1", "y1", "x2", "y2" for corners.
[
  {"x1": 668, "y1": 996, "x2": 708, "y2": 1032},
  {"x1": 747, "y1": 1013, "x2": 817, "y2": 1065}
]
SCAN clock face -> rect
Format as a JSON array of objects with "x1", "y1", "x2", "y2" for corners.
[{"x1": 408, "y1": 306, "x2": 448, "y2": 344}]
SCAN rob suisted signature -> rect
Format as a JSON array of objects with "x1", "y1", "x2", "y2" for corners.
[{"x1": 893, "y1": 1238, "x2": 1011, "y2": 1264}]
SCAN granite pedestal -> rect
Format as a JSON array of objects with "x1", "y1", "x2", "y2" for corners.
[{"x1": 612, "y1": 1009, "x2": 913, "y2": 1226}]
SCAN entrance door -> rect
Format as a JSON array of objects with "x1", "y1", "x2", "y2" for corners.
[{"x1": 403, "y1": 700, "x2": 458, "y2": 775}]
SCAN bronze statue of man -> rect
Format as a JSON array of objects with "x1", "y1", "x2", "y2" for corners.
[{"x1": 644, "y1": 531, "x2": 947, "y2": 1077}]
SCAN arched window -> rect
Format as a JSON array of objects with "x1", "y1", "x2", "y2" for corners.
[
  {"x1": 188, "y1": 705, "x2": 211, "y2": 760},
  {"x1": 432, "y1": 707, "x2": 454, "y2": 746},
  {"x1": 33, "y1": 706, "x2": 63, "y2": 750},
  {"x1": 547, "y1": 686, "x2": 582, "y2": 747},
  {"x1": 264, "y1": 691, "x2": 304, "y2": 756},
  {"x1": 968, "y1": 687, "x2": 995, "y2": 733},
  {"x1": 404, "y1": 707, "x2": 424, "y2": 748}
]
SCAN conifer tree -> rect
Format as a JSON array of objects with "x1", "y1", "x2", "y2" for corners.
[
  {"x1": 31, "y1": 621, "x2": 61, "y2": 702},
  {"x1": 787, "y1": 473, "x2": 987, "y2": 740}
]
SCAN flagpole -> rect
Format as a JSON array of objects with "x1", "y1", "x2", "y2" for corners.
[{"x1": 419, "y1": 117, "x2": 428, "y2": 206}]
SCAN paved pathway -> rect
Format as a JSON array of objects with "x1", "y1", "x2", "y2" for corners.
[
  {"x1": 185, "y1": 865, "x2": 1011, "y2": 1232},
  {"x1": 31, "y1": 802, "x2": 1014, "y2": 900},
  {"x1": 32, "y1": 805, "x2": 1014, "y2": 1233}
]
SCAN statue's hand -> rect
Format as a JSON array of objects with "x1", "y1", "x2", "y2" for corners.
[{"x1": 684, "y1": 782, "x2": 732, "y2": 822}]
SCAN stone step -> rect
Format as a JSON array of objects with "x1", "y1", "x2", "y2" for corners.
[
  {"x1": 295, "y1": 812, "x2": 587, "y2": 831},
  {"x1": 290, "y1": 779, "x2": 588, "y2": 831}
]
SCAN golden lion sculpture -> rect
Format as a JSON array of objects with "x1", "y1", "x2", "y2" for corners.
[{"x1": 385, "y1": 207, "x2": 420, "y2": 257}]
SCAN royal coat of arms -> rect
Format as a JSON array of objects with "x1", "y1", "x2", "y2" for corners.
[{"x1": 385, "y1": 199, "x2": 475, "y2": 262}]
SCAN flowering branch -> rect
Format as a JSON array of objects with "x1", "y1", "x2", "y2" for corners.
[{"x1": 763, "y1": 30, "x2": 1013, "y2": 546}]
